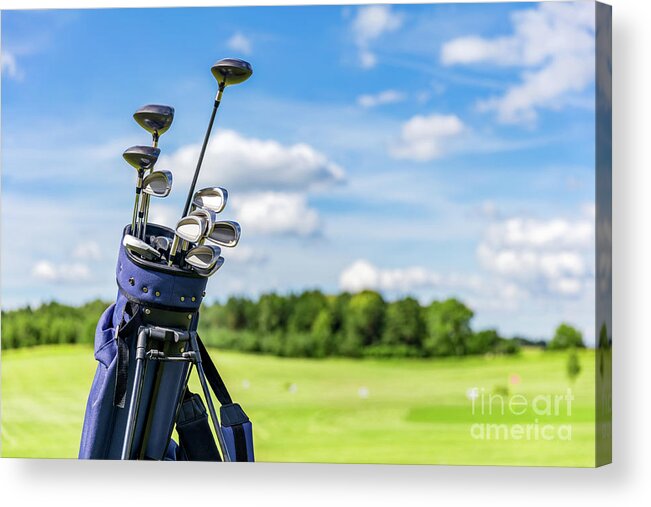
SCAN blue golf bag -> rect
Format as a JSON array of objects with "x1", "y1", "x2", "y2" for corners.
[{"x1": 79, "y1": 224, "x2": 254, "y2": 461}]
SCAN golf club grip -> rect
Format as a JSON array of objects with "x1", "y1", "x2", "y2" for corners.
[{"x1": 181, "y1": 94, "x2": 222, "y2": 218}]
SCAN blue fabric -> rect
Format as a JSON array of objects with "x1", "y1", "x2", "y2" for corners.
[
  {"x1": 222, "y1": 421, "x2": 255, "y2": 462},
  {"x1": 79, "y1": 226, "x2": 207, "y2": 460},
  {"x1": 116, "y1": 224, "x2": 208, "y2": 311}
]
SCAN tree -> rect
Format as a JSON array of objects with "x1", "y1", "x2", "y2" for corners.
[
  {"x1": 288, "y1": 290, "x2": 327, "y2": 333},
  {"x1": 341, "y1": 291, "x2": 386, "y2": 356},
  {"x1": 382, "y1": 297, "x2": 426, "y2": 349},
  {"x1": 257, "y1": 293, "x2": 290, "y2": 334},
  {"x1": 548, "y1": 323, "x2": 584, "y2": 350},
  {"x1": 467, "y1": 329, "x2": 500, "y2": 355},
  {"x1": 311, "y1": 307, "x2": 335, "y2": 357},
  {"x1": 423, "y1": 298, "x2": 474, "y2": 356}
]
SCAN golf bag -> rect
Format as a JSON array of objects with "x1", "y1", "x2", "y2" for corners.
[{"x1": 79, "y1": 224, "x2": 254, "y2": 461}]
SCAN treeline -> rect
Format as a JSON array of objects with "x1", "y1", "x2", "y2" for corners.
[
  {"x1": 198, "y1": 291, "x2": 522, "y2": 358},
  {"x1": 1, "y1": 291, "x2": 584, "y2": 358},
  {"x1": 1, "y1": 300, "x2": 109, "y2": 349}
]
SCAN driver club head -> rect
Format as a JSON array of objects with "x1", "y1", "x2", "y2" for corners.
[
  {"x1": 194, "y1": 256, "x2": 225, "y2": 277},
  {"x1": 206, "y1": 220, "x2": 241, "y2": 248},
  {"x1": 123, "y1": 145, "x2": 160, "y2": 170},
  {"x1": 210, "y1": 58, "x2": 253, "y2": 87},
  {"x1": 123, "y1": 234, "x2": 161, "y2": 261},
  {"x1": 185, "y1": 244, "x2": 222, "y2": 271},
  {"x1": 133, "y1": 104, "x2": 175, "y2": 137},
  {"x1": 142, "y1": 170, "x2": 173, "y2": 197},
  {"x1": 192, "y1": 187, "x2": 228, "y2": 214}
]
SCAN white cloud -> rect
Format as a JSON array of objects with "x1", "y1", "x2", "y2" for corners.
[
  {"x1": 160, "y1": 130, "x2": 345, "y2": 192},
  {"x1": 224, "y1": 245, "x2": 268, "y2": 265},
  {"x1": 477, "y1": 212, "x2": 595, "y2": 297},
  {"x1": 1, "y1": 51, "x2": 20, "y2": 80},
  {"x1": 227, "y1": 32, "x2": 252, "y2": 55},
  {"x1": 31, "y1": 261, "x2": 91, "y2": 283},
  {"x1": 351, "y1": 5, "x2": 403, "y2": 69},
  {"x1": 72, "y1": 241, "x2": 102, "y2": 261},
  {"x1": 441, "y1": 2, "x2": 596, "y2": 124},
  {"x1": 340, "y1": 259, "x2": 440, "y2": 293},
  {"x1": 231, "y1": 192, "x2": 321, "y2": 237},
  {"x1": 390, "y1": 113, "x2": 464, "y2": 161},
  {"x1": 357, "y1": 89, "x2": 405, "y2": 108}
]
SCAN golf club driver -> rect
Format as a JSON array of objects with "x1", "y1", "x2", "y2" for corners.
[
  {"x1": 184, "y1": 244, "x2": 222, "y2": 272},
  {"x1": 123, "y1": 146, "x2": 160, "y2": 235},
  {"x1": 180, "y1": 58, "x2": 252, "y2": 219},
  {"x1": 204, "y1": 220, "x2": 241, "y2": 248},
  {"x1": 168, "y1": 215, "x2": 209, "y2": 266},
  {"x1": 137, "y1": 170, "x2": 173, "y2": 240},
  {"x1": 123, "y1": 234, "x2": 162, "y2": 261},
  {"x1": 193, "y1": 255, "x2": 225, "y2": 277}
]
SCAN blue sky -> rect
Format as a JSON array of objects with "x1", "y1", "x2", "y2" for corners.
[{"x1": 1, "y1": 2, "x2": 599, "y2": 343}]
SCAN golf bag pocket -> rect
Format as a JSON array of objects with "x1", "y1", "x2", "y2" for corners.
[
  {"x1": 176, "y1": 393, "x2": 221, "y2": 461},
  {"x1": 79, "y1": 302, "x2": 119, "y2": 458},
  {"x1": 220, "y1": 403, "x2": 255, "y2": 462}
]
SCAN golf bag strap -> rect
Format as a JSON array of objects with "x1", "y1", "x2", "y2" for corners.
[
  {"x1": 196, "y1": 334, "x2": 233, "y2": 405},
  {"x1": 114, "y1": 302, "x2": 141, "y2": 408},
  {"x1": 195, "y1": 335, "x2": 252, "y2": 462}
]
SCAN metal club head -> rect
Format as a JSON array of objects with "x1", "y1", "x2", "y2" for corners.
[
  {"x1": 175, "y1": 215, "x2": 208, "y2": 243},
  {"x1": 142, "y1": 170, "x2": 173, "y2": 198},
  {"x1": 153, "y1": 236, "x2": 171, "y2": 254},
  {"x1": 192, "y1": 187, "x2": 228, "y2": 214},
  {"x1": 133, "y1": 104, "x2": 175, "y2": 137},
  {"x1": 206, "y1": 220, "x2": 241, "y2": 248},
  {"x1": 123, "y1": 234, "x2": 161, "y2": 261},
  {"x1": 194, "y1": 256, "x2": 225, "y2": 277},
  {"x1": 190, "y1": 207, "x2": 218, "y2": 227},
  {"x1": 185, "y1": 244, "x2": 222, "y2": 271},
  {"x1": 123, "y1": 145, "x2": 160, "y2": 170},
  {"x1": 210, "y1": 58, "x2": 253, "y2": 87}
]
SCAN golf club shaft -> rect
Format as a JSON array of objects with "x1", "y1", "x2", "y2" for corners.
[
  {"x1": 131, "y1": 169, "x2": 144, "y2": 235},
  {"x1": 181, "y1": 85, "x2": 225, "y2": 218},
  {"x1": 140, "y1": 132, "x2": 159, "y2": 240}
]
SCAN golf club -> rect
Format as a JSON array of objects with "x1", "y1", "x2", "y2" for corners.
[
  {"x1": 204, "y1": 220, "x2": 241, "y2": 248},
  {"x1": 191, "y1": 186, "x2": 229, "y2": 214},
  {"x1": 184, "y1": 244, "x2": 222, "y2": 271},
  {"x1": 138, "y1": 170, "x2": 173, "y2": 240},
  {"x1": 193, "y1": 256, "x2": 225, "y2": 277},
  {"x1": 123, "y1": 146, "x2": 160, "y2": 235},
  {"x1": 133, "y1": 104, "x2": 175, "y2": 148},
  {"x1": 134, "y1": 105, "x2": 174, "y2": 233},
  {"x1": 123, "y1": 234, "x2": 162, "y2": 261},
  {"x1": 180, "y1": 58, "x2": 252, "y2": 219},
  {"x1": 168, "y1": 215, "x2": 209, "y2": 266}
]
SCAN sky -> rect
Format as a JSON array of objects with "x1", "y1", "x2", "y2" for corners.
[{"x1": 1, "y1": 2, "x2": 599, "y2": 344}]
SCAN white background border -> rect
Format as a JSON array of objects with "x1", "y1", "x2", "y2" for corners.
[{"x1": 1, "y1": 0, "x2": 646, "y2": 505}]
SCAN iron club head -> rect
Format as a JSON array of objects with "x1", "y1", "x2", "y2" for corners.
[
  {"x1": 175, "y1": 215, "x2": 209, "y2": 243},
  {"x1": 206, "y1": 220, "x2": 241, "y2": 248},
  {"x1": 192, "y1": 187, "x2": 228, "y2": 214},
  {"x1": 185, "y1": 244, "x2": 222, "y2": 271},
  {"x1": 193, "y1": 256, "x2": 225, "y2": 277},
  {"x1": 123, "y1": 234, "x2": 161, "y2": 261},
  {"x1": 210, "y1": 58, "x2": 253, "y2": 87},
  {"x1": 142, "y1": 170, "x2": 173, "y2": 198}
]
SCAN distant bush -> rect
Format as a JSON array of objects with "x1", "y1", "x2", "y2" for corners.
[{"x1": 548, "y1": 323, "x2": 585, "y2": 350}]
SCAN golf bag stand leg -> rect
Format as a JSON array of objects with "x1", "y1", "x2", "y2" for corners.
[{"x1": 121, "y1": 327, "x2": 148, "y2": 459}]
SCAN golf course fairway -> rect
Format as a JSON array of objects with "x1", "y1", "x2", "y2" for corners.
[{"x1": 1, "y1": 345, "x2": 596, "y2": 465}]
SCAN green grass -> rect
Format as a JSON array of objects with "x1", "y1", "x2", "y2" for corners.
[{"x1": 1, "y1": 345, "x2": 596, "y2": 465}]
